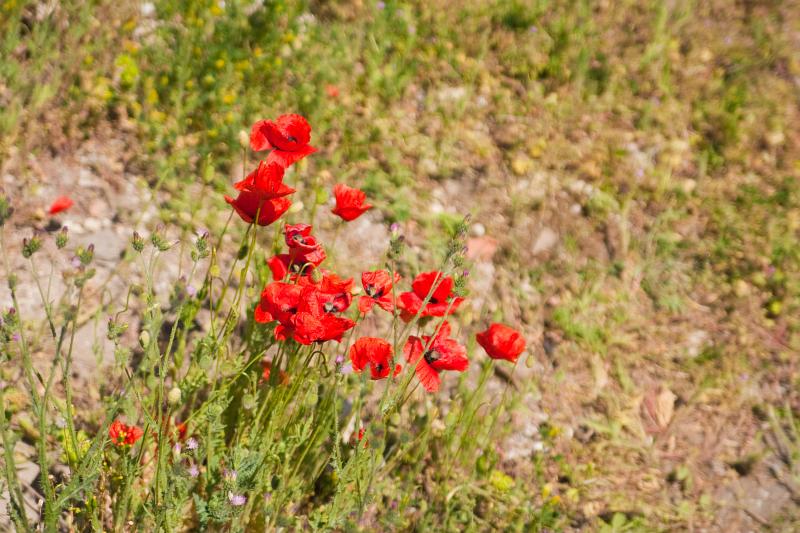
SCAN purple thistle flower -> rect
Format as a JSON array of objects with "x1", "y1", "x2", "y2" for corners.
[
  {"x1": 186, "y1": 284, "x2": 197, "y2": 297},
  {"x1": 228, "y1": 492, "x2": 247, "y2": 506},
  {"x1": 340, "y1": 363, "x2": 353, "y2": 375},
  {"x1": 188, "y1": 464, "x2": 199, "y2": 478},
  {"x1": 186, "y1": 437, "x2": 198, "y2": 451},
  {"x1": 335, "y1": 354, "x2": 345, "y2": 365}
]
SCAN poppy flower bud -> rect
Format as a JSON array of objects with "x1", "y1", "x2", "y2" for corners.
[
  {"x1": 238, "y1": 129, "x2": 249, "y2": 148},
  {"x1": 167, "y1": 386, "x2": 182, "y2": 406},
  {"x1": 139, "y1": 330, "x2": 151, "y2": 349},
  {"x1": 77, "y1": 244, "x2": 94, "y2": 265},
  {"x1": 132, "y1": 231, "x2": 145, "y2": 252},
  {"x1": 56, "y1": 226, "x2": 69, "y2": 249},
  {"x1": 22, "y1": 235, "x2": 42, "y2": 258},
  {"x1": 7, "y1": 273, "x2": 17, "y2": 291},
  {"x1": 151, "y1": 230, "x2": 171, "y2": 251}
]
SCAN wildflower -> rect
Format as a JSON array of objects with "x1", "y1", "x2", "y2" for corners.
[
  {"x1": 254, "y1": 282, "x2": 303, "y2": 326},
  {"x1": 48, "y1": 196, "x2": 74, "y2": 215},
  {"x1": 108, "y1": 420, "x2": 144, "y2": 446},
  {"x1": 331, "y1": 184, "x2": 372, "y2": 221},
  {"x1": 284, "y1": 223, "x2": 326, "y2": 267},
  {"x1": 350, "y1": 337, "x2": 401, "y2": 380},
  {"x1": 187, "y1": 463, "x2": 200, "y2": 478},
  {"x1": 224, "y1": 162, "x2": 294, "y2": 226},
  {"x1": 358, "y1": 270, "x2": 400, "y2": 313},
  {"x1": 289, "y1": 287, "x2": 355, "y2": 344},
  {"x1": 223, "y1": 468, "x2": 238, "y2": 482},
  {"x1": 397, "y1": 271, "x2": 464, "y2": 321},
  {"x1": 303, "y1": 271, "x2": 353, "y2": 313},
  {"x1": 186, "y1": 437, "x2": 198, "y2": 451},
  {"x1": 267, "y1": 253, "x2": 316, "y2": 280},
  {"x1": 233, "y1": 160, "x2": 296, "y2": 198},
  {"x1": 250, "y1": 114, "x2": 316, "y2": 168},
  {"x1": 404, "y1": 322, "x2": 469, "y2": 392},
  {"x1": 228, "y1": 492, "x2": 247, "y2": 506},
  {"x1": 476, "y1": 323, "x2": 526, "y2": 363},
  {"x1": 325, "y1": 84, "x2": 340, "y2": 98}
]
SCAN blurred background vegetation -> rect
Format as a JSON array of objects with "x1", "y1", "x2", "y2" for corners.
[{"x1": 1, "y1": 0, "x2": 799, "y2": 530}]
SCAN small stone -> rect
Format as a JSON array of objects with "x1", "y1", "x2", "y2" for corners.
[
  {"x1": 733, "y1": 279, "x2": 750, "y2": 297},
  {"x1": 686, "y1": 330, "x2": 710, "y2": 358},
  {"x1": 532, "y1": 227, "x2": 558, "y2": 255}
]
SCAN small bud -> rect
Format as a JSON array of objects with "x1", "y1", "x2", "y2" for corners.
[
  {"x1": 167, "y1": 387, "x2": 182, "y2": 406},
  {"x1": 310, "y1": 267, "x2": 323, "y2": 283},
  {"x1": 7, "y1": 273, "x2": 17, "y2": 291},
  {"x1": 22, "y1": 235, "x2": 42, "y2": 258},
  {"x1": 151, "y1": 229, "x2": 171, "y2": 252},
  {"x1": 0, "y1": 196, "x2": 12, "y2": 227},
  {"x1": 132, "y1": 232, "x2": 145, "y2": 252},
  {"x1": 238, "y1": 130, "x2": 249, "y2": 149},
  {"x1": 139, "y1": 330, "x2": 151, "y2": 349},
  {"x1": 77, "y1": 244, "x2": 94, "y2": 265},
  {"x1": 56, "y1": 226, "x2": 69, "y2": 249}
]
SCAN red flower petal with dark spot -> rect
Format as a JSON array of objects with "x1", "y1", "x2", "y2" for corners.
[
  {"x1": 359, "y1": 270, "x2": 400, "y2": 313},
  {"x1": 331, "y1": 184, "x2": 372, "y2": 221},
  {"x1": 397, "y1": 271, "x2": 463, "y2": 321},
  {"x1": 476, "y1": 323, "x2": 526, "y2": 363},
  {"x1": 403, "y1": 322, "x2": 468, "y2": 392},
  {"x1": 349, "y1": 337, "x2": 400, "y2": 380}
]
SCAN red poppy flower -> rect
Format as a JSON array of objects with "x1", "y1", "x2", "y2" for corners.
[
  {"x1": 284, "y1": 223, "x2": 326, "y2": 267},
  {"x1": 108, "y1": 420, "x2": 144, "y2": 446},
  {"x1": 358, "y1": 270, "x2": 401, "y2": 313},
  {"x1": 250, "y1": 114, "x2": 317, "y2": 168},
  {"x1": 476, "y1": 323, "x2": 526, "y2": 363},
  {"x1": 308, "y1": 271, "x2": 354, "y2": 313},
  {"x1": 349, "y1": 337, "x2": 401, "y2": 380},
  {"x1": 266, "y1": 254, "x2": 308, "y2": 281},
  {"x1": 224, "y1": 193, "x2": 291, "y2": 226},
  {"x1": 254, "y1": 282, "x2": 304, "y2": 326},
  {"x1": 225, "y1": 160, "x2": 294, "y2": 226},
  {"x1": 397, "y1": 271, "x2": 464, "y2": 321},
  {"x1": 331, "y1": 184, "x2": 372, "y2": 221},
  {"x1": 289, "y1": 286, "x2": 355, "y2": 344},
  {"x1": 233, "y1": 160, "x2": 295, "y2": 198},
  {"x1": 48, "y1": 196, "x2": 73, "y2": 215},
  {"x1": 175, "y1": 421, "x2": 188, "y2": 441},
  {"x1": 403, "y1": 322, "x2": 468, "y2": 392}
]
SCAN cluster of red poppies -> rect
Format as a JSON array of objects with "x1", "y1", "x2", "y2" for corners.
[
  {"x1": 224, "y1": 114, "x2": 371, "y2": 226},
  {"x1": 227, "y1": 114, "x2": 528, "y2": 394}
]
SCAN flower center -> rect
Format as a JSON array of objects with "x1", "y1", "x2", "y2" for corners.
[
  {"x1": 365, "y1": 284, "x2": 384, "y2": 298},
  {"x1": 287, "y1": 135, "x2": 298, "y2": 143},
  {"x1": 423, "y1": 350, "x2": 441, "y2": 365}
]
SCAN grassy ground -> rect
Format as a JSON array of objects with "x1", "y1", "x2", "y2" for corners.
[{"x1": 2, "y1": 0, "x2": 800, "y2": 530}]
